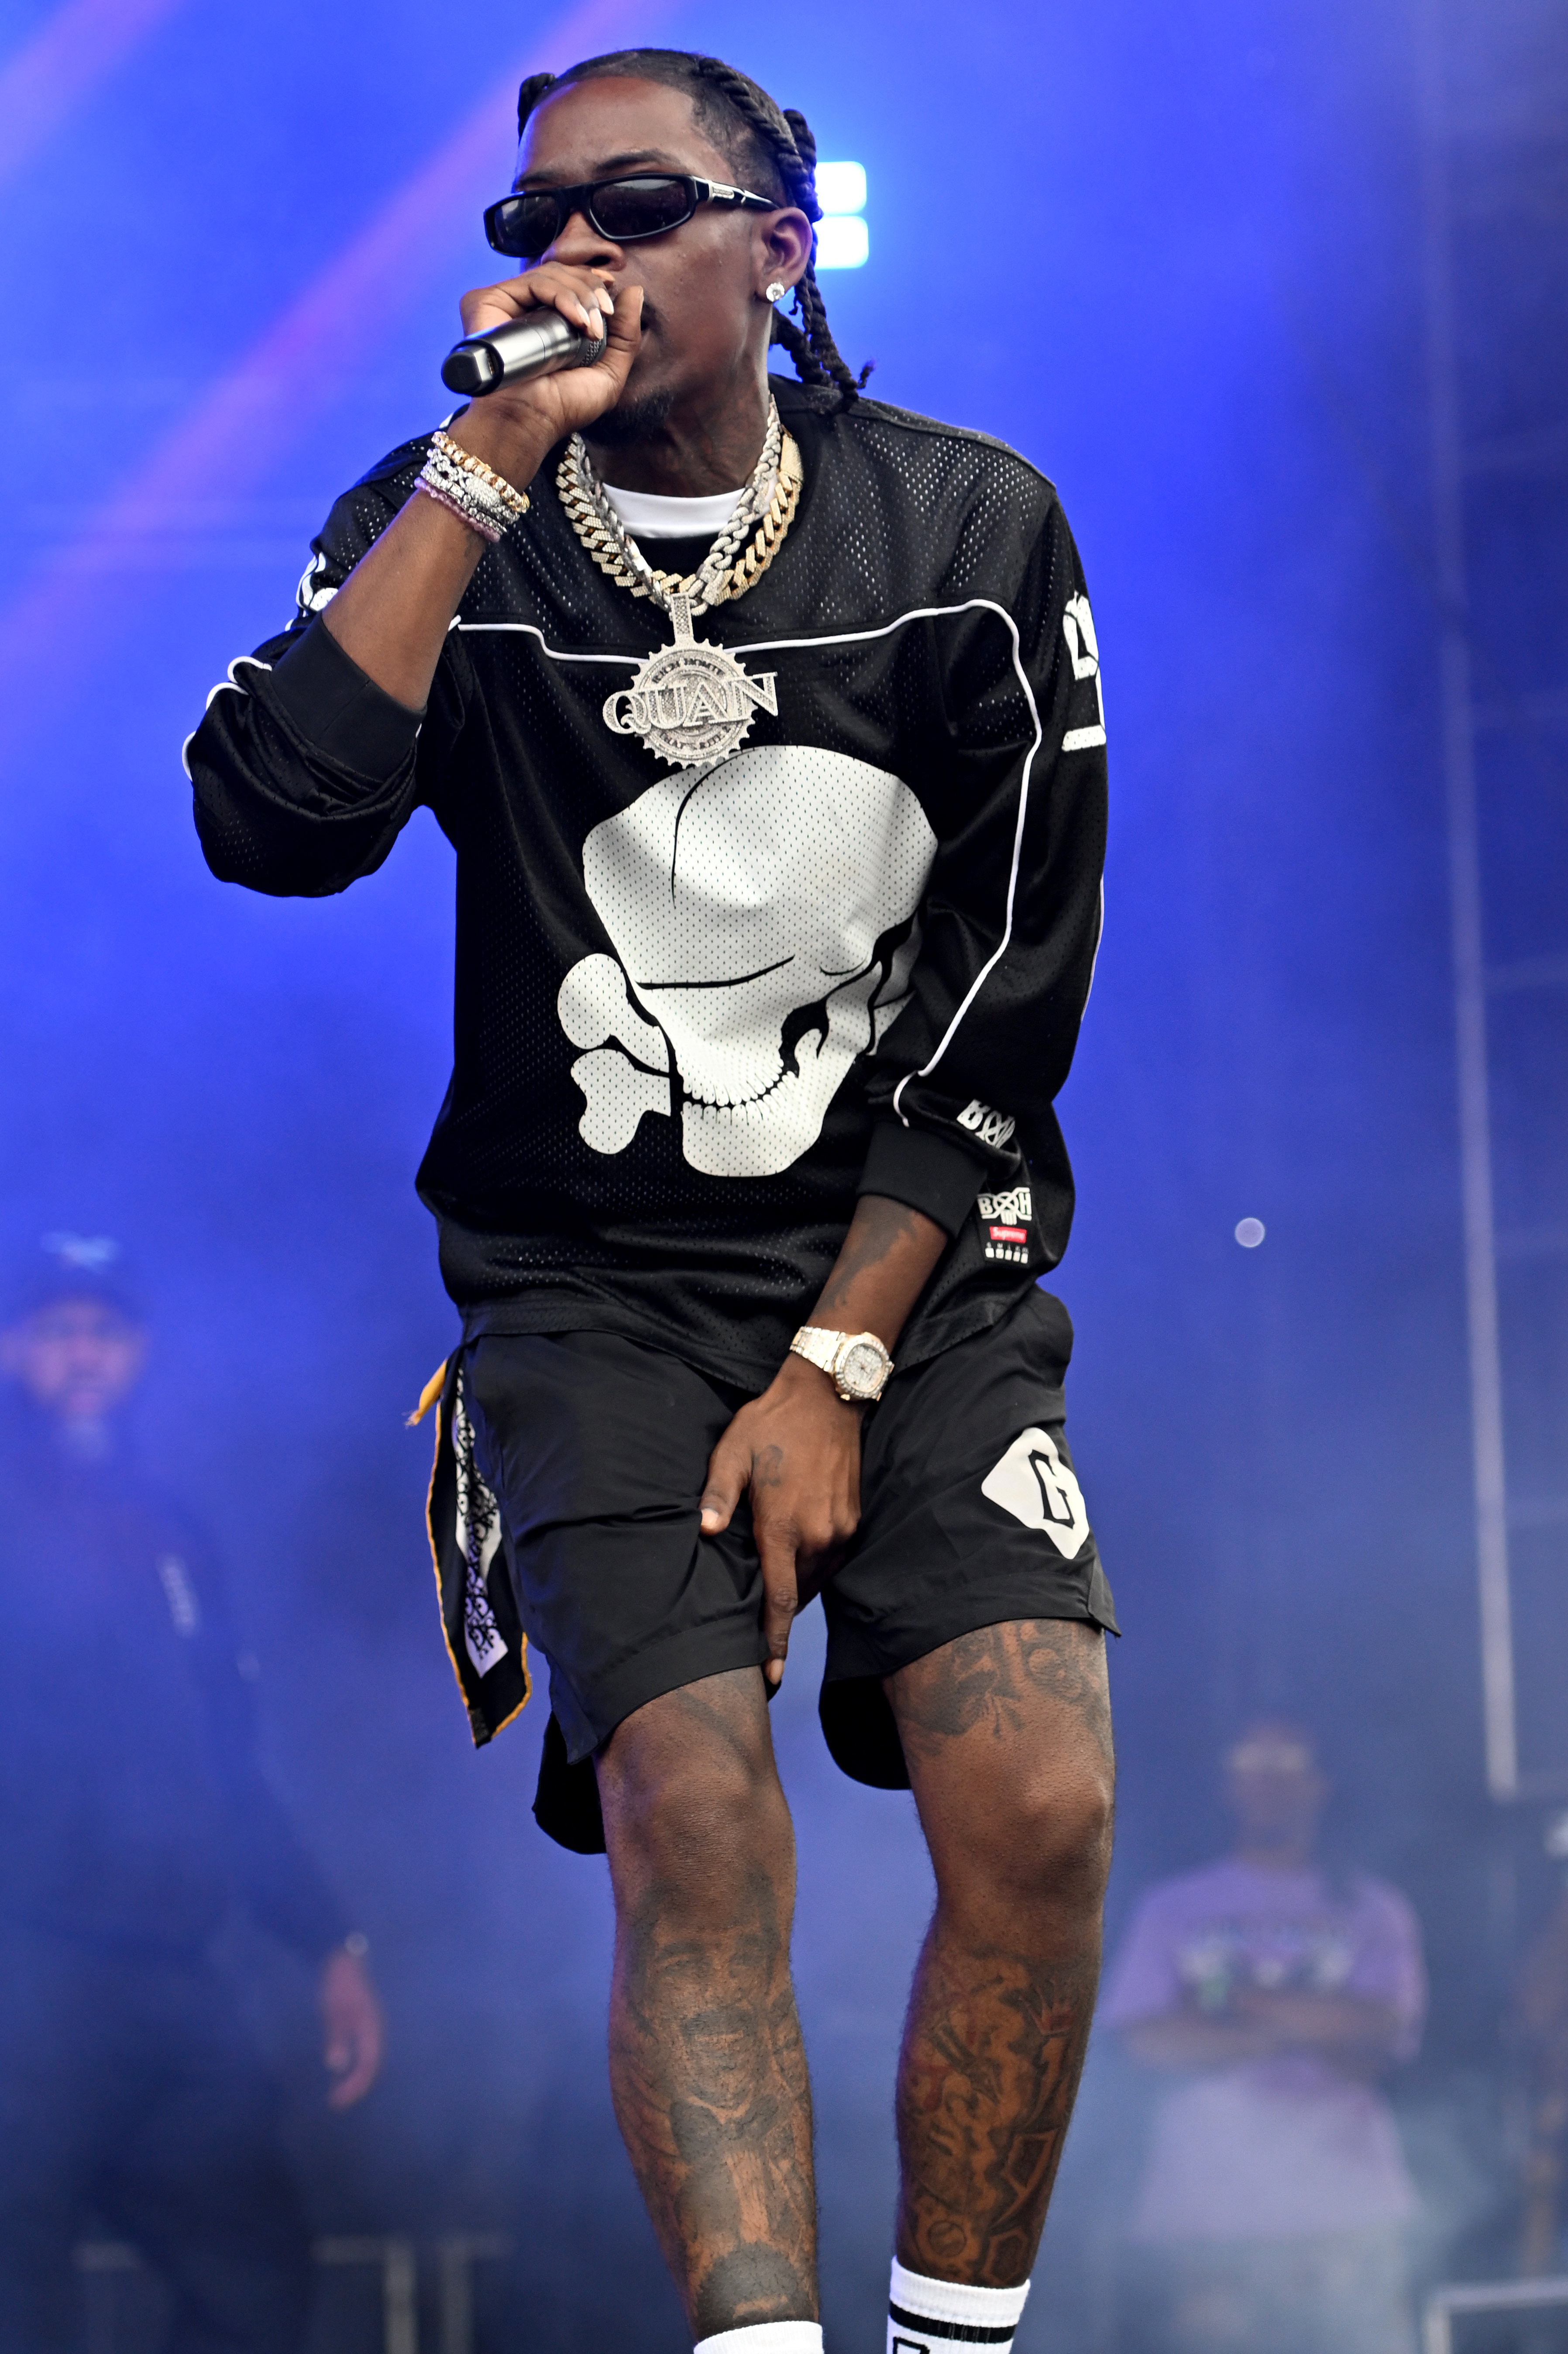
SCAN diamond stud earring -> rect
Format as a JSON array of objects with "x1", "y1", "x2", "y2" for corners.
[{"x1": 764, "y1": 279, "x2": 787, "y2": 303}]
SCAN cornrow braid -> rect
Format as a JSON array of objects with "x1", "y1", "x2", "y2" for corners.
[
  {"x1": 513, "y1": 49, "x2": 871, "y2": 411},
  {"x1": 516, "y1": 71, "x2": 557, "y2": 134},
  {"x1": 692, "y1": 58, "x2": 870, "y2": 409}
]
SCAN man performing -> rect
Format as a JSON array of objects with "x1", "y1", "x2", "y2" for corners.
[
  {"x1": 0, "y1": 1240, "x2": 383, "y2": 2353},
  {"x1": 188, "y1": 49, "x2": 1114, "y2": 2354}
]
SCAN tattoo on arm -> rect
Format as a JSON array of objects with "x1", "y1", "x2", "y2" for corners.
[
  {"x1": 808, "y1": 1194, "x2": 946, "y2": 1342},
  {"x1": 815, "y1": 1199, "x2": 929, "y2": 1320}
]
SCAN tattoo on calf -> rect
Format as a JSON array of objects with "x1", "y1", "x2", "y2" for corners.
[
  {"x1": 896, "y1": 1937, "x2": 1100, "y2": 2285},
  {"x1": 609, "y1": 1854, "x2": 817, "y2": 2335}
]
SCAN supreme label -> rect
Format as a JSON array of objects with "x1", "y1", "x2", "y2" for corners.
[{"x1": 977, "y1": 1184, "x2": 1033, "y2": 1264}]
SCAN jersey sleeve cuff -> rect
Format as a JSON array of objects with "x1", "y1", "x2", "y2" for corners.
[
  {"x1": 856, "y1": 1120, "x2": 990, "y2": 1237},
  {"x1": 270, "y1": 616, "x2": 425, "y2": 778}
]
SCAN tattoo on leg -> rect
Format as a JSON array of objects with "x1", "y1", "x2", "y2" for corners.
[
  {"x1": 602, "y1": 1686, "x2": 817, "y2": 2336},
  {"x1": 886, "y1": 1620, "x2": 1113, "y2": 2283},
  {"x1": 895, "y1": 1934, "x2": 1099, "y2": 2284},
  {"x1": 892, "y1": 1618, "x2": 1113, "y2": 1771}
]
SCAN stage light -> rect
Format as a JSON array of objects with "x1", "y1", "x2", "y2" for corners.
[
  {"x1": 815, "y1": 163, "x2": 868, "y2": 270},
  {"x1": 817, "y1": 216, "x2": 869, "y2": 269},
  {"x1": 815, "y1": 162, "x2": 867, "y2": 214},
  {"x1": 1234, "y1": 1218, "x2": 1266, "y2": 1249}
]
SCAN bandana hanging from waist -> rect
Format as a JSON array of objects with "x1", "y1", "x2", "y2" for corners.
[{"x1": 415, "y1": 1355, "x2": 530, "y2": 1746}]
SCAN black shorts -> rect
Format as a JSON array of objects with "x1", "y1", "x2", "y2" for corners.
[{"x1": 464, "y1": 1284, "x2": 1116, "y2": 1850}]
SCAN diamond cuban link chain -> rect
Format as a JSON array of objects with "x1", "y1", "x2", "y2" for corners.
[{"x1": 556, "y1": 397, "x2": 805, "y2": 770}]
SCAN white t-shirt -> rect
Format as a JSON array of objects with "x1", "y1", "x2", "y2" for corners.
[{"x1": 599, "y1": 482, "x2": 745, "y2": 540}]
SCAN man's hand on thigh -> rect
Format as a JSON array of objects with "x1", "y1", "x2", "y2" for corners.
[{"x1": 700, "y1": 1359, "x2": 864, "y2": 1683}]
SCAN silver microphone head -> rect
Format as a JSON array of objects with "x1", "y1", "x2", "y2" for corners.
[{"x1": 441, "y1": 312, "x2": 608, "y2": 396}]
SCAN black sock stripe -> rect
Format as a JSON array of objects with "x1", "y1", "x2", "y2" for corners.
[{"x1": 888, "y1": 2304, "x2": 1017, "y2": 2344}]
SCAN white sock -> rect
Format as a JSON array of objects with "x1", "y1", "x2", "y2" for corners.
[
  {"x1": 695, "y1": 2325, "x2": 823, "y2": 2354},
  {"x1": 888, "y1": 2258, "x2": 1030, "y2": 2352}
]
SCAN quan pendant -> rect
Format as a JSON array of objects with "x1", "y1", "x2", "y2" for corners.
[{"x1": 601, "y1": 595, "x2": 778, "y2": 770}]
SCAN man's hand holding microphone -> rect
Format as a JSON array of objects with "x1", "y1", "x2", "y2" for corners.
[{"x1": 318, "y1": 265, "x2": 640, "y2": 714}]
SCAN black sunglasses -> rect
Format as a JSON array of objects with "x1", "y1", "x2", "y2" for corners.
[{"x1": 485, "y1": 174, "x2": 776, "y2": 261}]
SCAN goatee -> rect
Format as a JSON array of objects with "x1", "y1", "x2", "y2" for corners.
[{"x1": 588, "y1": 385, "x2": 677, "y2": 447}]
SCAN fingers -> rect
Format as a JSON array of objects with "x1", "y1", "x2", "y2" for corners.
[
  {"x1": 701, "y1": 1381, "x2": 865, "y2": 1687},
  {"x1": 596, "y1": 280, "x2": 643, "y2": 386},
  {"x1": 460, "y1": 262, "x2": 622, "y2": 341},
  {"x1": 575, "y1": 278, "x2": 641, "y2": 413},
  {"x1": 702, "y1": 1427, "x2": 798, "y2": 1686},
  {"x1": 757, "y1": 1518, "x2": 800, "y2": 1686},
  {"x1": 320, "y1": 1951, "x2": 385, "y2": 2109},
  {"x1": 700, "y1": 1425, "x2": 749, "y2": 1536},
  {"x1": 602, "y1": 278, "x2": 642, "y2": 348},
  {"x1": 528, "y1": 268, "x2": 615, "y2": 341}
]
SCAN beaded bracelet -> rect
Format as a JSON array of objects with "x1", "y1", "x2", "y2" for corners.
[
  {"x1": 415, "y1": 473, "x2": 503, "y2": 543},
  {"x1": 415, "y1": 431, "x2": 530, "y2": 544}
]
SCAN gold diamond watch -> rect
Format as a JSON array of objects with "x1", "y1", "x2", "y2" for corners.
[{"x1": 789, "y1": 1325, "x2": 895, "y2": 1403}]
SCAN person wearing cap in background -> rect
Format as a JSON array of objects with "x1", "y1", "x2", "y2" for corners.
[
  {"x1": 1099, "y1": 1720, "x2": 1427, "y2": 2354},
  {"x1": 0, "y1": 1236, "x2": 384, "y2": 2354}
]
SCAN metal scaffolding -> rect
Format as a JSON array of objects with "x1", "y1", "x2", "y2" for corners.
[{"x1": 1419, "y1": 0, "x2": 1568, "y2": 1799}]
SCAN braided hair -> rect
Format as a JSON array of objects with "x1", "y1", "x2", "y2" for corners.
[{"x1": 515, "y1": 50, "x2": 871, "y2": 409}]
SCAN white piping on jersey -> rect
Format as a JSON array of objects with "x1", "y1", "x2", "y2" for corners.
[
  {"x1": 457, "y1": 620, "x2": 639, "y2": 664},
  {"x1": 727, "y1": 600, "x2": 1043, "y2": 1123},
  {"x1": 192, "y1": 602, "x2": 1060, "y2": 1108},
  {"x1": 1083, "y1": 879, "x2": 1106, "y2": 1013},
  {"x1": 456, "y1": 598, "x2": 1048, "y2": 1123},
  {"x1": 181, "y1": 655, "x2": 272, "y2": 779}
]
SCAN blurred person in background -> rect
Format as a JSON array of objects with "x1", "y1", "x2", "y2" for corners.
[
  {"x1": 1100, "y1": 1720, "x2": 1425, "y2": 2354},
  {"x1": 0, "y1": 1236, "x2": 384, "y2": 2354},
  {"x1": 1512, "y1": 1859, "x2": 1568, "y2": 2271}
]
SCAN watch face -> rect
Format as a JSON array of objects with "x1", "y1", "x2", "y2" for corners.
[{"x1": 839, "y1": 1339, "x2": 886, "y2": 1397}]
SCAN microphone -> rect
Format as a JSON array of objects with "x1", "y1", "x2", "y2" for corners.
[{"x1": 441, "y1": 310, "x2": 608, "y2": 397}]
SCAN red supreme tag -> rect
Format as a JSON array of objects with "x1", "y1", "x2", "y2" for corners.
[{"x1": 976, "y1": 1186, "x2": 1033, "y2": 1264}]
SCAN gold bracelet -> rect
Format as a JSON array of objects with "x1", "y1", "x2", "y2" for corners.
[{"x1": 431, "y1": 429, "x2": 530, "y2": 519}]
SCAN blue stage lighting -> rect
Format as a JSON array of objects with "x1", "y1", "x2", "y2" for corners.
[
  {"x1": 817, "y1": 216, "x2": 869, "y2": 269},
  {"x1": 815, "y1": 161, "x2": 867, "y2": 215},
  {"x1": 815, "y1": 162, "x2": 868, "y2": 269}
]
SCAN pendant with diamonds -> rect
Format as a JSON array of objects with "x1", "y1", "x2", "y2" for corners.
[{"x1": 601, "y1": 595, "x2": 778, "y2": 770}]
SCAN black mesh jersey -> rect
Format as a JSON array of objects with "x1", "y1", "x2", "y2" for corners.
[{"x1": 188, "y1": 375, "x2": 1108, "y2": 1389}]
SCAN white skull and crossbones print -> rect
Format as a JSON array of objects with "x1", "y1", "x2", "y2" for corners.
[{"x1": 556, "y1": 744, "x2": 937, "y2": 1179}]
